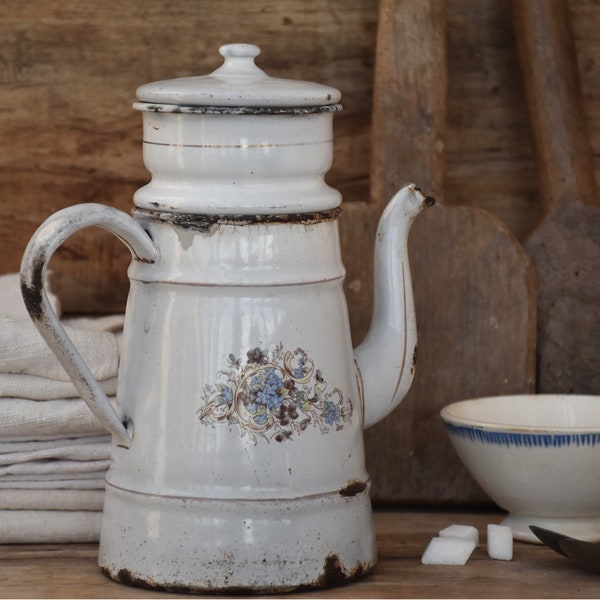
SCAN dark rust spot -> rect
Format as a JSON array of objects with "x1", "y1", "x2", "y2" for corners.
[
  {"x1": 322, "y1": 555, "x2": 352, "y2": 588},
  {"x1": 310, "y1": 554, "x2": 367, "y2": 590},
  {"x1": 110, "y1": 568, "x2": 150, "y2": 589},
  {"x1": 339, "y1": 479, "x2": 368, "y2": 497},
  {"x1": 20, "y1": 262, "x2": 45, "y2": 321},
  {"x1": 411, "y1": 186, "x2": 436, "y2": 208},
  {"x1": 102, "y1": 567, "x2": 200, "y2": 595},
  {"x1": 411, "y1": 345, "x2": 418, "y2": 374}
]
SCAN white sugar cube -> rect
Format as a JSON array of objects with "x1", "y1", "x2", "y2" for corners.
[
  {"x1": 439, "y1": 524, "x2": 479, "y2": 547},
  {"x1": 487, "y1": 524, "x2": 513, "y2": 560},
  {"x1": 421, "y1": 536, "x2": 477, "y2": 565}
]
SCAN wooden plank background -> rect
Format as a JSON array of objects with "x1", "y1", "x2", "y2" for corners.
[
  {"x1": 4, "y1": 0, "x2": 599, "y2": 318},
  {"x1": 1, "y1": 0, "x2": 599, "y2": 505},
  {"x1": 0, "y1": 0, "x2": 544, "y2": 319}
]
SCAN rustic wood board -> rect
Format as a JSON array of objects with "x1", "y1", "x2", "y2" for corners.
[
  {"x1": 0, "y1": 0, "x2": 584, "y2": 325},
  {"x1": 4, "y1": 509, "x2": 600, "y2": 598},
  {"x1": 513, "y1": 0, "x2": 600, "y2": 394},
  {"x1": 366, "y1": 205, "x2": 537, "y2": 504},
  {"x1": 363, "y1": 0, "x2": 537, "y2": 505},
  {"x1": 0, "y1": 0, "x2": 380, "y2": 324}
]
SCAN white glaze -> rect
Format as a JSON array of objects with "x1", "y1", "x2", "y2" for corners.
[
  {"x1": 19, "y1": 43, "x2": 432, "y2": 591},
  {"x1": 133, "y1": 110, "x2": 340, "y2": 215}
]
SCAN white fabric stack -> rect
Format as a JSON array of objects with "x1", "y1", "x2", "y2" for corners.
[{"x1": 0, "y1": 273, "x2": 123, "y2": 543}]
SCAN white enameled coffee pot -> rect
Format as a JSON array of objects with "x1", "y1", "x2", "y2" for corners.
[{"x1": 20, "y1": 44, "x2": 432, "y2": 592}]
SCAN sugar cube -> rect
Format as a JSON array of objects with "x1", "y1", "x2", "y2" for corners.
[
  {"x1": 487, "y1": 524, "x2": 513, "y2": 560},
  {"x1": 439, "y1": 524, "x2": 479, "y2": 547},
  {"x1": 421, "y1": 536, "x2": 477, "y2": 565}
]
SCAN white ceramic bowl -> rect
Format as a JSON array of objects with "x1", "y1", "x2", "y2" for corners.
[{"x1": 441, "y1": 394, "x2": 600, "y2": 543}]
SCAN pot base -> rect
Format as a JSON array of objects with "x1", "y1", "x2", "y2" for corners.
[{"x1": 98, "y1": 481, "x2": 377, "y2": 593}]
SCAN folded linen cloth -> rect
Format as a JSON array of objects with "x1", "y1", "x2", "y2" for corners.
[
  {"x1": 0, "y1": 273, "x2": 61, "y2": 321},
  {"x1": 0, "y1": 440, "x2": 110, "y2": 466},
  {"x1": 0, "y1": 274, "x2": 119, "y2": 544},
  {"x1": 0, "y1": 489, "x2": 104, "y2": 511},
  {"x1": 0, "y1": 470, "x2": 106, "y2": 482},
  {"x1": 0, "y1": 397, "x2": 115, "y2": 440},
  {"x1": 0, "y1": 478, "x2": 106, "y2": 490},
  {"x1": 0, "y1": 510, "x2": 101, "y2": 543},
  {"x1": 0, "y1": 435, "x2": 110, "y2": 463},
  {"x1": 0, "y1": 272, "x2": 124, "y2": 400},
  {"x1": 0, "y1": 458, "x2": 111, "y2": 477},
  {"x1": 0, "y1": 317, "x2": 120, "y2": 382},
  {"x1": 0, "y1": 373, "x2": 118, "y2": 400}
]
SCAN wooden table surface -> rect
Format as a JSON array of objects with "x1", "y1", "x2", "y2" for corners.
[{"x1": 1, "y1": 508, "x2": 598, "y2": 598}]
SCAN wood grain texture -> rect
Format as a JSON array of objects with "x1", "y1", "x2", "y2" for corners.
[
  {"x1": 444, "y1": 0, "x2": 542, "y2": 239},
  {"x1": 514, "y1": 0, "x2": 600, "y2": 394},
  {"x1": 0, "y1": 0, "x2": 577, "y2": 322},
  {"x1": 367, "y1": 205, "x2": 537, "y2": 504},
  {"x1": 0, "y1": 0, "x2": 378, "y2": 320},
  {"x1": 364, "y1": 0, "x2": 536, "y2": 505},
  {"x1": 512, "y1": 0, "x2": 598, "y2": 211},
  {"x1": 3, "y1": 509, "x2": 600, "y2": 598},
  {"x1": 369, "y1": 0, "x2": 447, "y2": 203}
]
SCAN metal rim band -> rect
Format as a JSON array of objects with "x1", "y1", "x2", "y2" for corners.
[
  {"x1": 132, "y1": 102, "x2": 343, "y2": 115},
  {"x1": 133, "y1": 207, "x2": 343, "y2": 228}
]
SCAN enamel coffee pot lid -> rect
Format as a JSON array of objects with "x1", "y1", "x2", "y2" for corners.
[{"x1": 134, "y1": 43, "x2": 342, "y2": 109}]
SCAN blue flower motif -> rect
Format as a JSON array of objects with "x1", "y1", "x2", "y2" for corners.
[
  {"x1": 252, "y1": 368, "x2": 284, "y2": 411},
  {"x1": 217, "y1": 386, "x2": 234, "y2": 405},
  {"x1": 254, "y1": 412, "x2": 268, "y2": 425},
  {"x1": 322, "y1": 400, "x2": 341, "y2": 426},
  {"x1": 293, "y1": 357, "x2": 306, "y2": 379}
]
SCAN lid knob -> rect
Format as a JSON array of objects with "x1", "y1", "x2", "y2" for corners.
[
  {"x1": 212, "y1": 43, "x2": 265, "y2": 80},
  {"x1": 219, "y1": 43, "x2": 261, "y2": 59}
]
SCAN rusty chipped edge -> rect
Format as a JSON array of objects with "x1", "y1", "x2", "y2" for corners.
[
  {"x1": 101, "y1": 552, "x2": 372, "y2": 595},
  {"x1": 133, "y1": 207, "x2": 343, "y2": 231}
]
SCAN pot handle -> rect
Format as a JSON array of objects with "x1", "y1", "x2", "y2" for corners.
[{"x1": 20, "y1": 203, "x2": 159, "y2": 448}]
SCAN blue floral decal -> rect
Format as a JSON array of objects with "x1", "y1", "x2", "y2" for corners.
[{"x1": 197, "y1": 344, "x2": 353, "y2": 443}]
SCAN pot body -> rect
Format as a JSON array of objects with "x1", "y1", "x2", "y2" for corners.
[
  {"x1": 97, "y1": 210, "x2": 376, "y2": 591},
  {"x1": 20, "y1": 45, "x2": 391, "y2": 592}
]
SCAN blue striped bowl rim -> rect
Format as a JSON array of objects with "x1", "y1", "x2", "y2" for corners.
[{"x1": 443, "y1": 421, "x2": 600, "y2": 448}]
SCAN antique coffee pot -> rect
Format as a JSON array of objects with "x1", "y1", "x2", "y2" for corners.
[{"x1": 20, "y1": 44, "x2": 432, "y2": 592}]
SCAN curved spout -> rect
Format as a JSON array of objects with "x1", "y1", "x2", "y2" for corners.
[{"x1": 355, "y1": 184, "x2": 434, "y2": 429}]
